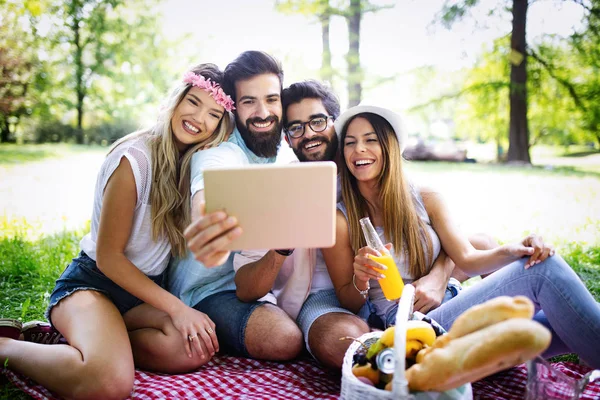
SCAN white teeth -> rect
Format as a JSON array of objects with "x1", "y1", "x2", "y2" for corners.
[
  {"x1": 355, "y1": 159, "x2": 373, "y2": 166},
  {"x1": 184, "y1": 121, "x2": 199, "y2": 133},
  {"x1": 305, "y1": 141, "x2": 322, "y2": 149},
  {"x1": 253, "y1": 121, "x2": 271, "y2": 128}
]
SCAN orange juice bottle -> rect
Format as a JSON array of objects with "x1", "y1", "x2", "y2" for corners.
[{"x1": 359, "y1": 217, "x2": 405, "y2": 301}]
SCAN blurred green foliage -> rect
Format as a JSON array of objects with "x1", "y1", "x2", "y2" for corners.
[
  {"x1": 409, "y1": 0, "x2": 600, "y2": 161},
  {"x1": 0, "y1": 0, "x2": 195, "y2": 145}
]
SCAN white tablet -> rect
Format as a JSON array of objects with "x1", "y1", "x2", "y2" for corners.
[{"x1": 203, "y1": 161, "x2": 337, "y2": 251}]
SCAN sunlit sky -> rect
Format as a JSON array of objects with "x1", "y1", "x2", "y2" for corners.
[{"x1": 159, "y1": 0, "x2": 585, "y2": 115}]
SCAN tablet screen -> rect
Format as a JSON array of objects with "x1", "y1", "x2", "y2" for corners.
[{"x1": 204, "y1": 162, "x2": 337, "y2": 251}]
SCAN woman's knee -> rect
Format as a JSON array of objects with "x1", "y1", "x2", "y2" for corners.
[{"x1": 73, "y1": 363, "x2": 134, "y2": 400}]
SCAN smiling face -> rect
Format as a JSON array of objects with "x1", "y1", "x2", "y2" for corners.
[
  {"x1": 343, "y1": 117, "x2": 383, "y2": 184},
  {"x1": 171, "y1": 86, "x2": 225, "y2": 153},
  {"x1": 285, "y1": 98, "x2": 338, "y2": 162},
  {"x1": 234, "y1": 73, "x2": 283, "y2": 158}
]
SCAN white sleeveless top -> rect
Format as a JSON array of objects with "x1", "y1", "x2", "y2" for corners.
[
  {"x1": 338, "y1": 184, "x2": 441, "y2": 317},
  {"x1": 80, "y1": 136, "x2": 171, "y2": 276}
]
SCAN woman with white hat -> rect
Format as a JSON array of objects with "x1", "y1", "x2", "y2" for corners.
[{"x1": 322, "y1": 104, "x2": 600, "y2": 368}]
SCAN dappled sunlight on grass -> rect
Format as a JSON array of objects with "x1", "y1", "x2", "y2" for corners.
[
  {"x1": 0, "y1": 143, "x2": 106, "y2": 167},
  {"x1": 405, "y1": 161, "x2": 600, "y2": 247}
]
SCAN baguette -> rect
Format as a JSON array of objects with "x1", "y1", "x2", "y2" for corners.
[
  {"x1": 405, "y1": 318, "x2": 551, "y2": 392},
  {"x1": 446, "y1": 295, "x2": 534, "y2": 340}
]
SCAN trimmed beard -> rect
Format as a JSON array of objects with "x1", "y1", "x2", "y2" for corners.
[
  {"x1": 237, "y1": 115, "x2": 282, "y2": 158},
  {"x1": 293, "y1": 133, "x2": 338, "y2": 163}
]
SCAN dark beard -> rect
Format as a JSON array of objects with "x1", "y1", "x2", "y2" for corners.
[
  {"x1": 237, "y1": 115, "x2": 282, "y2": 158},
  {"x1": 293, "y1": 133, "x2": 338, "y2": 162}
]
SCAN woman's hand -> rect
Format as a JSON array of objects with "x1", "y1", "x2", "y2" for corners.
[
  {"x1": 353, "y1": 243, "x2": 393, "y2": 282},
  {"x1": 502, "y1": 234, "x2": 555, "y2": 269},
  {"x1": 169, "y1": 304, "x2": 219, "y2": 359},
  {"x1": 184, "y1": 203, "x2": 242, "y2": 267},
  {"x1": 520, "y1": 234, "x2": 555, "y2": 268}
]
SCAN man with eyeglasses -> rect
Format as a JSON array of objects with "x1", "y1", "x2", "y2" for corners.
[{"x1": 233, "y1": 81, "x2": 370, "y2": 369}]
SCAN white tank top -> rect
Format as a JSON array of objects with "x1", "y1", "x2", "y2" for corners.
[
  {"x1": 337, "y1": 183, "x2": 441, "y2": 317},
  {"x1": 80, "y1": 136, "x2": 171, "y2": 276}
]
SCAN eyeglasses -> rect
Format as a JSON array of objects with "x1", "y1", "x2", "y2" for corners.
[{"x1": 284, "y1": 115, "x2": 332, "y2": 139}]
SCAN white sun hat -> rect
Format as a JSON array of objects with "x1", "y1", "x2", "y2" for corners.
[{"x1": 334, "y1": 104, "x2": 408, "y2": 152}]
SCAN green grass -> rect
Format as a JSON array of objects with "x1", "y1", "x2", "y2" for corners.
[
  {"x1": 0, "y1": 144, "x2": 105, "y2": 166},
  {"x1": 0, "y1": 222, "x2": 86, "y2": 400}
]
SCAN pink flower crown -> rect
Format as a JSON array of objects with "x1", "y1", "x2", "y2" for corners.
[{"x1": 182, "y1": 71, "x2": 235, "y2": 112}]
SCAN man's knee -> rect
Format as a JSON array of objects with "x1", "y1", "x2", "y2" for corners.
[
  {"x1": 245, "y1": 304, "x2": 303, "y2": 361},
  {"x1": 308, "y1": 313, "x2": 369, "y2": 368}
]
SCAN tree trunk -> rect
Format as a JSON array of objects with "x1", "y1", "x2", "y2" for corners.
[
  {"x1": 73, "y1": 3, "x2": 85, "y2": 144},
  {"x1": 346, "y1": 0, "x2": 362, "y2": 108},
  {"x1": 0, "y1": 123, "x2": 9, "y2": 143},
  {"x1": 320, "y1": 12, "x2": 333, "y2": 84},
  {"x1": 507, "y1": 0, "x2": 531, "y2": 163}
]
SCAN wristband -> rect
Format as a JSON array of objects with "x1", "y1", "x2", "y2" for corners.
[
  {"x1": 353, "y1": 274, "x2": 370, "y2": 299},
  {"x1": 275, "y1": 248, "x2": 294, "y2": 256}
]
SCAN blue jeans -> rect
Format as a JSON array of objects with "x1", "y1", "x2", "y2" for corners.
[
  {"x1": 359, "y1": 278, "x2": 462, "y2": 330},
  {"x1": 427, "y1": 255, "x2": 600, "y2": 368}
]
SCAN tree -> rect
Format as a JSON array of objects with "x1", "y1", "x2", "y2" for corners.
[
  {"x1": 0, "y1": 0, "x2": 47, "y2": 143},
  {"x1": 275, "y1": 0, "x2": 393, "y2": 107},
  {"x1": 45, "y1": 0, "x2": 171, "y2": 144},
  {"x1": 440, "y1": 0, "x2": 532, "y2": 163},
  {"x1": 276, "y1": 0, "x2": 334, "y2": 83}
]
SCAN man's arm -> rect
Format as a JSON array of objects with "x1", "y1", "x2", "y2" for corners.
[
  {"x1": 234, "y1": 250, "x2": 289, "y2": 302},
  {"x1": 186, "y1": 144, "x2": 246, "y2": 266}
]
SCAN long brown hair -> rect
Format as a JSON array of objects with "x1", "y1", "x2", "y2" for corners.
[
  {"x1": 340, "y1": 112, "x2": 433, "y2": 279},
  {"x1": 111, "y1": 63, "x2": 233, "y2": 257}
]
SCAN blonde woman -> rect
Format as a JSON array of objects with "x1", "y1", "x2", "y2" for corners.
[
  {"x1": 323, "y1": 105, "x2": 600, "y2": 368},
  {"x1": 0, "y1": 63, "x2": 234, "y2": 399}
]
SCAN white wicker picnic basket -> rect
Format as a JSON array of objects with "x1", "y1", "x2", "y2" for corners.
[{"x1": 340, "y1": 284, "x2": 473, "y2": 400}]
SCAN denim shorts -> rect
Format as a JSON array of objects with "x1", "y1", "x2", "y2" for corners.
[
  {"x1": 296, "y1": 288, "x2": 353, "y2": 356},
  {"x1": 46, "y1": 251, "x2": 165, "y2": 324},
  {"x1": 359, "y1": 278, "x2": 464, "y2": 329},
  {"x1": 192, "y1": 290, "x2": 270, "y2": 357}
]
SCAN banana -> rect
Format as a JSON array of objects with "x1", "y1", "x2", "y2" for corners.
[
  {"x1": 406, "y1": 339, "x2": 424, "y2": 360},
  {"x1": 366, "y1": 321, "x2": 435, "y2": 361},
  {"x1": 406, "y1": 320, "x2": 436, "y2": 347},
  {"x1": 380, "y1": 326, "x2": 395, "y2": 347},
  {"x1": 367, "y1": 326, "x2": 395, "y2": 359}
]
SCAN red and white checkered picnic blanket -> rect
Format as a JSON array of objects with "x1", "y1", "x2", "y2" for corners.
[{"x1": 3, "y1": 356, "x2": 599, "y2": 399}]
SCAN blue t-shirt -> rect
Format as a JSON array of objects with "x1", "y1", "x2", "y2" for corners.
[{"x1": 167, "y1": 127, "x2": 277, "y2": 307}]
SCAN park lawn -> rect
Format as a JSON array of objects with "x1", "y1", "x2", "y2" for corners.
[{"x1": 0, "y1": 144, "x2": 105, "y2": 167}]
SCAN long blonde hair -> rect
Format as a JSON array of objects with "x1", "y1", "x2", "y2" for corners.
[
  {"x1": 110, "y1": 63, "x2": 233, "y2": 257},
  {"x1": 340, "y1": 113, "x2": 433, "y2": 279}
]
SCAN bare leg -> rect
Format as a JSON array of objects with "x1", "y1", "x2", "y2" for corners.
[
  {"x1": 244, "y1": 304, "x2": 303, "y2": 361},
  {"x1": 124, "y1": 303, "x2": 209, "y2": 374},
  {"x1": 308, "y1": 313, "x2": 369, "y2": 369},
  {"x1": 452, "y1": 233, "x2": 500, "y2": 282},
  {"x1": 0, "y1": 291, "x2": 134, "y2": 400}
]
